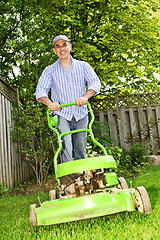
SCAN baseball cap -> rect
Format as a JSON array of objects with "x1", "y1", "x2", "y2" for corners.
[{"x1": 53, "y1": 35, "x2": 70, "y2": 47}]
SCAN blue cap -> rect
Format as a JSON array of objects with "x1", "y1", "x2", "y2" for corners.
[{"x1": 53, "y1": 35, "x2": 70, "y2": 47}]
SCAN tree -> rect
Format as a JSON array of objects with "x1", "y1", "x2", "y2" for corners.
[
  {"x1": 64, "y1": 0, "x2": 160, "y2": 94},
  {"x1": 0, "y1": 0, "x2": 159, "y2": 96}
]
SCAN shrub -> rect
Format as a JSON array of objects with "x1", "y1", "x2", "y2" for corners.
[
  {"x1": 0, "y1": 183, "x2": 11, "y2": 196},
  {"x1": 107, "y1": 143, "x2": 150, "y2": 176},
  {"x1": 107, "y1": 146, "x2": 122, "y2": 165},
  {"x1": 129, "y1": 142, "x2": 145, "y2": 165},
  {"x1": 10, "y1": 101, "x2": 57, "y2": 186}
]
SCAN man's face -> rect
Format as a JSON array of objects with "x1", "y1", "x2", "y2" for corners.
[{"x1": 53, "y1": 39, "x2": 72, "y2": 60}]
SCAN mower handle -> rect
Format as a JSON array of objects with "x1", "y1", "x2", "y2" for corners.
[{"x1": 46, "y1": 101, "x2": 107, "y2": 180}]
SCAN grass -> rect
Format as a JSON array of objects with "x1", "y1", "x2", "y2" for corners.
[{"x1": 0, "y1": 165, "x2": 160, "y2": 240}]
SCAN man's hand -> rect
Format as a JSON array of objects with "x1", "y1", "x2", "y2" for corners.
[
  {"x1": 76, "y1": 89, "x2": 96, "y2": 107},
  {"x1": 76, "y1": 97, "x2": 88, "y2": 107},
  {"x1": 48, "y1": 102, "x2": 61, "y2": 111},
  {"x1": 38, "y1": 97, "x2": 61, "y2": 111}
]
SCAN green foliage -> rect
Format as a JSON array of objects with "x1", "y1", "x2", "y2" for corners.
[
  {"x1": 10, "y1": 101, "x2": 57, "y2": 185},
  {"x1": 86, "y1": 143, "x2": 99, "y2": 158},
  {"x1": 107, "y1": 146, "x2": 123, "y2": 165},
  {"x1": 0, "y1": 183, "x2": 11, "y2": 197},
  {"x1": 108, "y1": 143, "x2": 150, "y2": 177},
  {"x1": 129, "y1": 143, "x2": 145, "y2": 165}
]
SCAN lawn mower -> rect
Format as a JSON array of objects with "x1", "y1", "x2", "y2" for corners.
[{"x1": 30, "y1": 101, "x2": 151, "y2": 226}]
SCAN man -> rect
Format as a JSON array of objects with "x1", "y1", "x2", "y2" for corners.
[{"x1": 35, "y1": 35, "x2": 101, "y2": 163}]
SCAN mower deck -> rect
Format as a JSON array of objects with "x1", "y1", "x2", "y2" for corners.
[{"x1": 34, "y1": 188, "x2": 135, "y2": 226}]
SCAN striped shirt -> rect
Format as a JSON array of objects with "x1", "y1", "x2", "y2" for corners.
[{"x1": 35, "y1": 56, "x2": 101, "y2": 121}]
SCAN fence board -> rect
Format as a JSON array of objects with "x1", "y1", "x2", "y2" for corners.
[
  {"x1": 0, "y1": 93, "x2": 4, "y2": 184},
  {"x1": 155, "y1": 106, "x2": 160, "y2": 139},
  {"x1": 0, "y1": 79, "x2": 32, "y2": 189},
  {"x1": 1, "y1": 94, "x2": 8, "y2": 186},
  {"x1": 129, "y1": 108, "x2": 139, "y2": 142},
  {"x1": 116, "y1": 107, "x2": 125, "y2": 150},
  {"x1": 5, "y1": 98, "x2": 13, "y2": 188},
  {"x1": 9, "y1": 103, "x2": 14, "y2": 188},
  {"x1": 107, "y1": 110, "x2": 119, "y2": 145},
  {"x1": 120, "y1": 108, "x2": 132, "y2": 150},
  {"x1": 98, "y1": 111, "x2": 105, "y2": 122},
  {"x1": 147, "y1": 106, "x2": 154, "y2": 153},
  {"x1": 147, "y1": 106, "x2": 159, "y2": 154}
]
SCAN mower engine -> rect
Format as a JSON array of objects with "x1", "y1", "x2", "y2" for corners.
[{"x1": 59, "y1": 169, "x2": 114, "y2": 198}]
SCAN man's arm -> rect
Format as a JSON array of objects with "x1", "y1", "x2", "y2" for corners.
[
  {"x1": 76, "y1": 89, "x2": 96, "y2": 107},
  {"x1": 38, "y1": 97, "x2": 61, "y2": 111}
]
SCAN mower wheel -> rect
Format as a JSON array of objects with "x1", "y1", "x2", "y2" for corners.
[
  {"x1": 30, "y1": 204, "x2": 37, "y2": 226},
  {"x1": 135, "y1": 186, "x2": 152, "y2": 214},
  {"x1": 117, "y1": 177, "x2": 128, "y2": 189},
  {"x1": 49, "y1": 190, "x2": 56, "y2": 200}
]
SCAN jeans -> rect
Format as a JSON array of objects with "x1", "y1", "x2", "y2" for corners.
[{"x1": 57, "y1": 115, "x2": 88, "y2": 163}]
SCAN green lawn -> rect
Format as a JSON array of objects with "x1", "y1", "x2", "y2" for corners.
[{"x1": 0, "y1": 165, "x2": 160, "y2": 240}]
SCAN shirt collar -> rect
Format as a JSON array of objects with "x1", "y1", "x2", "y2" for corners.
[{"x1": 57, "y1": 55, "x2": 74, "y2": 66}]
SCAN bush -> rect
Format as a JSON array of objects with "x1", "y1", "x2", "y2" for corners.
[
  {"x1": 0, "y1": 183, "x2": 11, "y2": 196},
  {"x1": 129, "y1": 143, "x2": 145, "y2": 165},
  {"x1": 107, "y1": 146, "x2": 122, "y2": 165},
  {"x1": 10, "y1": 101, "x2": 57, "y2": 186},
  {"x1": 107, "y1": 143, "x2": 150, "y2": 176}
]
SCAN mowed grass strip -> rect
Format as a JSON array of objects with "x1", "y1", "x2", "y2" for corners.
[{"x1": 0, "y1": 165, "x2": 160, "y2": 240}]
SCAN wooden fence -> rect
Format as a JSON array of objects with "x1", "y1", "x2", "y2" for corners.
[
  {"x1": 90, "y1": 93, "x2": 160, "y2": 154},
  {"x1": 1, "y1": 78, "x2": 160, "y2": 188},
  {"x1": 0, "y1": 79, "x2": 32, "y2": 189}
]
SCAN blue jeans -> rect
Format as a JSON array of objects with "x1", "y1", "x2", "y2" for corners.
[{"x1": 57, "y1": 115, "x2": 88, "y2": 163}]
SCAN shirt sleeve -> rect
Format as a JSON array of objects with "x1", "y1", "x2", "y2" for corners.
[
  {"x1": 83, "y1": 62, "x2": 101, "y2": 94},
  {"x1": 35, "y1": 66, "x2": 52, "y2": 100}
]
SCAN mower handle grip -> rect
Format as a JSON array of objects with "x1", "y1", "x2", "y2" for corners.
[
  {"x1": 47, "y1": 101, "x2": 89, "y2": 111},
  {"x1": 60, "y1": 101, "x2": 88, "y2": 108}
]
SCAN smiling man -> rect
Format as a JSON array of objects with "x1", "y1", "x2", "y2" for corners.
[{"x1": 35, "y1": 35, "x2": 101, "y2": 163}]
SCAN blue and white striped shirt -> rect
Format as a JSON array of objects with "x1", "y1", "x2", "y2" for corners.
[{"x1": 35, "y1": 56, "x2": 101, "y2": 121}]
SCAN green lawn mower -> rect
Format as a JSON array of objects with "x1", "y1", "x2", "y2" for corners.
[{"x1": 30, "y1": 101, "x2": 151, "y2": 226}]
